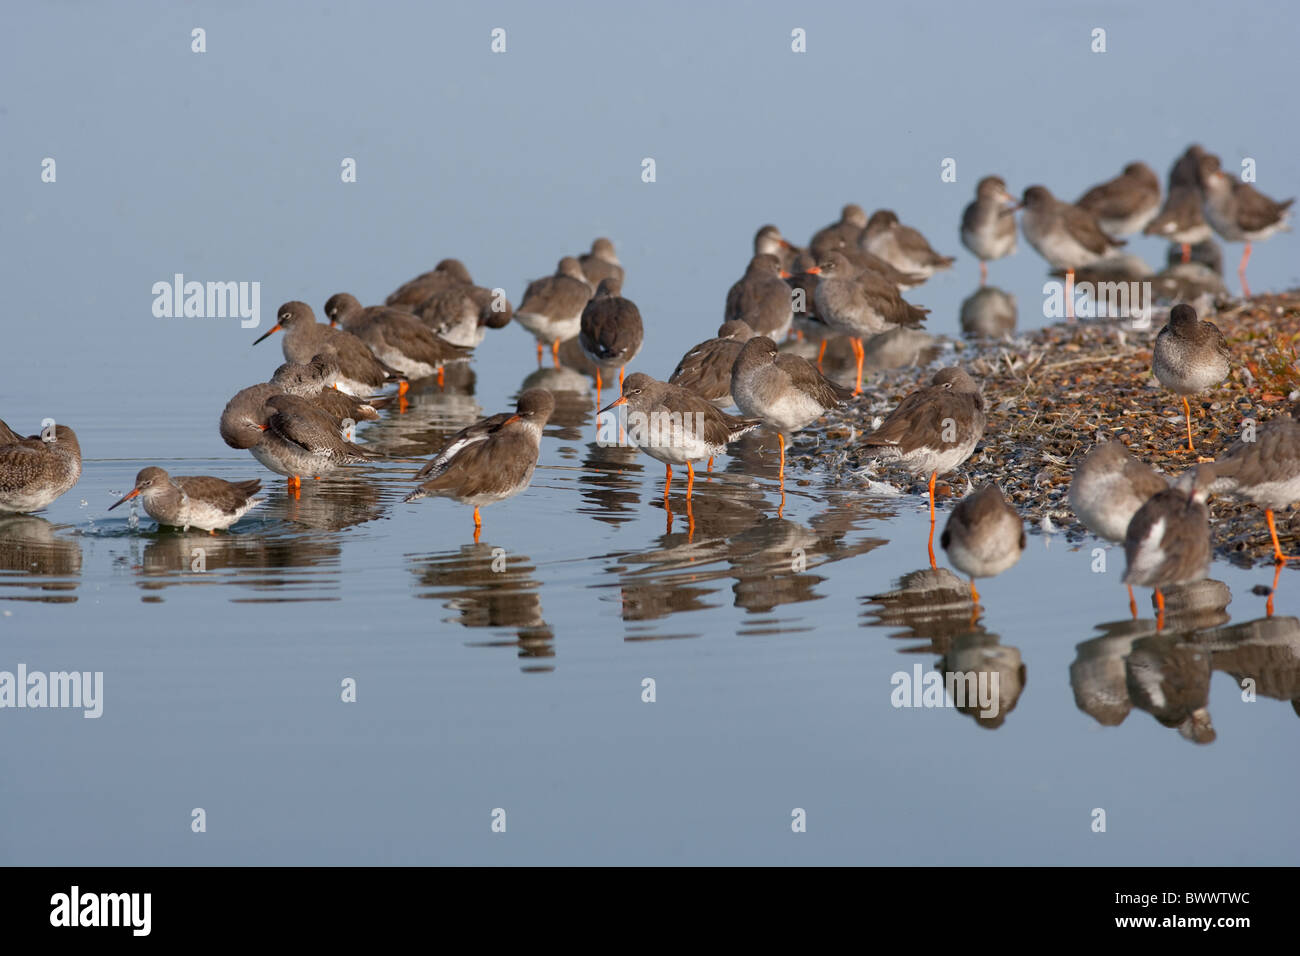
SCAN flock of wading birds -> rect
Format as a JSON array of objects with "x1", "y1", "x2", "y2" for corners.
[{"x1": 0, "y1": 144, "x2": 1296, "y2": 626}]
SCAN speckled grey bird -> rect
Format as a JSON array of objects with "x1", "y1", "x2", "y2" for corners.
[
  {"x1": 724, "y1": 254, "x2": 795, "y2": 340},
  {"x1": 731, "y1": 336, "x2": 850, "y2": 481},
  {"x1": 578, "y1": 276, "x2": 643, "y2": 408},
  {"x1": 861, "y1": 367, "x2": 986, "y2": 566},
  {"x1": 577, "y1": 238, "x2": 625, "y2": 288},
  {"x1": 1144, "y1": 145, "x2": 1212, "y2": 261},
  {"x1": 324, "y1": 293, "x2": 470, "y2": 385},
  {"x1": 0, "y1": 420, "x2": 82, "y2": 513},
  {"x1": 386, "y1": 258, "x2": 475, "y2": 309},
  {"x1": 108, "y1": 467, "x2": 262, "y2": 532},
  {"x1": 1196, "y1": 151, "x2": 1294, "y2": 297},
  {"x1": 1069, "y1": 441, "x2": 1169, "y2": 616},
  {"x1": 960, "y1": 176, "x2": 1018, "y2": 283},
  {"x1": 1123, "y1": 471, "x2": 1212, "y2": 630},
  {"x1": 669, "y1": 320, "x2": 756, "y2": 408},
  {"x1": 516, "y1": 257, "x2": 594, "y2": 366},
  {"x1": 941, "y1": 483, "x2": 1025, "y2": 603},
  {"x1": 861, "y1": 209, "x2": 954, "y2": 280},
  {"x1": 1152, "y1": 303, "x2": 1230, "y2": 452},
  {"x1": 252, "y1": 301, "x2": 402, "y2": 397},
  {"x1": 405, "y1": 389, "x2": 555, "y2": 540},
  {"x1": 1196, "y1": 402, "x2": 1300, "y2": 563},
  {"x1": 1075, "y1": 161, "x2": 1162, "y2": 236}
]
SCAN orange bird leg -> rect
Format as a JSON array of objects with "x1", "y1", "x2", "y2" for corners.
[
  {"x1": 778, "y1": 434, "x2": 786, "y2": 482},
  {"x1": 594, "y1": 369, "x2": 602, "y2": 412},
  {"x1": 552, "y1": 339, "x2": 561, "y2": 367},
  {"x1": 535, "y1": 341, "x2": 544, "y2": 367},
  {"x1": 1155, "y1": 589, "x2": 1166, "y2": 631},
  {"x1": 1182, "y1": 396, "x2": 1195, "y2": 453},
  {"x1": 1127, "y1": 583, "x2": 1138, "y2": 620},
  {"x1": 472, "y1": 506, "x2": 482, "y2": 543},
  {"x1": 979, "y1": 260, "x2": 987, "y2": 285},
  {"x1": 852, "y1": 337, "x2": 865, "y2": 396},
  {"x1": 707, "y1": 456, "x2": 714, "y2": 473},
  {"x1": 618, "y1": 366, "x2": 625, "y2": 390},
  {"x1": 1239, "y1": 243, "x2": 1253, "y2": 298},
  {"x1": 664, "y1": 464, "x2": 673, "y2": 498},
  {"x1": 969, "y1": 578, "x2": 979, "y2": 604},
  {"x1": 927, "y1": 470, "x2": 938, "y2": 568},
  {"x1": 817, "y1": 339, "x2": 828, "y2": 368},
  {"x1": 398, "y1": 379, "x2": 410, "y2": 398},
  {"x1": 1267, "y1": 562, "x2": 1284, "y2": 617},
  {"x1": 686, "y1": 461, "x2": 695, "y2": 500},
  {"x1": 1266, "y1": 508, "x2": 1300, "y2": 562},
  {"x1": 437, "y1": 366, "x2": 445, "y2": 389},
  {"x1": 1181, "y1": 243, "x2": 1191, "y2": 264},
  {"x1": 685, "y1": 495, "x2": 695, "y2": 539},
  {"x1": 1065, "y1": 268, "x2": 1075, "y2": 322}
]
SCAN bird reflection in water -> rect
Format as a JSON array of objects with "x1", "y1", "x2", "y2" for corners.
[
  {"x1": 409, "y1": 543, "x2": 553, "y2": 671},
  {"x1": 0, "y1": 515, "x2": 82, "y2": 603}
]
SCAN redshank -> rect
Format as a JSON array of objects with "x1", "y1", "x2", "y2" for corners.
[
  {"x1": 731, "y1": 335, "x2": 849, "y2": 486},
  {"x1": 861, "y1": 210, "x2": 955, "y2": 280},
  {"x1": 252, "y1": 301, "x2": 401, "y2": 397},
  {"x1": 1069, "y1": 440, "x2": 1169, "y2": 616},
  {"x1": 1019, "y1": 185, "x2": 1125, "y2": 320},
  {"x1": 516, "y1": 257, "x2": 593, "y2": 366},
  {"x1": 806, "y1": 251, "x2": 929, "y2": 394},
  {"x1": 1152, "y1": 303, "x2": 1230, "y2": 452},
  {"x1": 324, "y1": 292, "x2": 470, "y2": 385},
  {"x1": 109, "y1": 467, "x2": 263, "y2": 533},
  {"x1": 669, "y1": 320, "x2": 756, "y2": 408},
  {"x1": 960, "y1": 176, "x2": 1018, "y2": 284},
  {"x1": 1075, "y1": 161, "x2": 1162, "y2": 236},
  {"x1": 940, "y1": 483, "x2": 1025, "y2": 604},
  {"x1": 404, "y1": 388, "x2": 555, "y2": 541},
  {"x1": 578, "y1": 276, "x2": 643, "y2": 408},
  {"x1": 414, "y1": 284, "x2": 513, "y2": 348},
  {"x1": 251, "y1": 394, "x2": 378, "y2": 490},
  {"x1": 1197, "y1": 402, "x2": 1300, "y2": 564},
  {"x1": 1143, "y1": 145, "x2": 1212, "y2": 263},
  {"x1": 724, "y1": 254, "x2": 795, "y2": 340},
  {"x1": 1123, "y1": 471, "x2": 1212, "y2": 630},
  {"x1": 753, "y1": 224, "x2": 802, "y2": 272},
  {"x1": 860, "y1": 367, "x2": 986, "y2": 566},
  {"x1": 577, "y1": 238, "x2": 625, "y2": 288},
  {"x1": 810, "y1": 203, "x2": 869, "y2": 259},
  {"x1": 1196, "y1": 151, "x2": 1294, "y2": 298},
  {"x1": 599, "y1": 372, "x2": 759, "y2": 502},
  {"x1": 0, "y1": 420, "x2": 82, "y2": 513},
  {"x1": 386, "y1": 258, "x2": 474, "y2": 309}
]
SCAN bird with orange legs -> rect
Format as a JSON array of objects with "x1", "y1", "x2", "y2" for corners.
[
  {"x1": 1196, "y1": 151, "x2": 1293, "y2": 298},
  {"x1": 598, "y1": 373, "x2": 758, "y2": 535},
  {"x1": 1196, "y1": 402, "x2": 1300, "y2": 578},
  {"x1": 515, "y1": 257, "x2": 593, "y2": 368},
  {"x1": 941, "y1": 483, "x2": 1025, "y2": 619},
  {"x1": 1019, "y1": 185, "x2": 1125, "y2": 322},
  {"x1": 1069, "y1": 441, "x2": 1169, "y2": 619},
  {"x1": 577, "y1": 277, "x2": 643, "y2": 412},
  {"x1": 1152, "y1": 304, "x2": 1230, "y2": 454},
  {"x1": 859, "y1": 367, "x2": 986, "y2": 567},
  {"x1": 806, "y1": 251, "x2": 929, "y2": 395},
  {"x1": 1124, "y1": 471, "x2": 1212, "y2": 632},
  {"x1": 404, "y1": 389, "x2": 554, "y2": 543},
  {"x1": 731, "y1": 336, "x2": 849, "y2": 513}
]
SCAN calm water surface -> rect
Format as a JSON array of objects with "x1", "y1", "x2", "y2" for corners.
[{"x1": 2, "y1": 0, "x2": 1298, "y2": 865}]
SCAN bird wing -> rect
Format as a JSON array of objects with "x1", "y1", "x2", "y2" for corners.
[
  {"x1": 174, "y1": 476, "x2": 262, "y2": 514},
  {"x1": 1234, "y1": 184, "x2": 1295, "y2": 234},
  {"x1": 774, "y1": 353, "x2": 851, "y2": 405}
]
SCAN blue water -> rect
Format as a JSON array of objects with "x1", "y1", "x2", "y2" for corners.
[{"x1": 1, "y1": 0, "x2": 1297, "y2": 864}]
